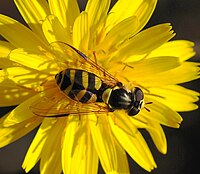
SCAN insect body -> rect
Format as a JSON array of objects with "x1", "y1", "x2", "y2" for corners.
[
  {"x1": 55, "y1": 68, "x2": 144, "y2": 116},
  {"x1": 30, "y1": 42, "x2": 146, "y2": 117}
]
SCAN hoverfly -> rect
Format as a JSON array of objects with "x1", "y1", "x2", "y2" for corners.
[{"x1": 30, "y1": 42, "x2": 149, "y2": 117}]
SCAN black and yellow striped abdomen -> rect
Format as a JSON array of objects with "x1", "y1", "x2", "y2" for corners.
[{"x1": 55, "y1": 69, "x2": 106, "y2": 103}]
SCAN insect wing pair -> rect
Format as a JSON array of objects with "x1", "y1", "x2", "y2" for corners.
[{"x1": 30, "y1": 42, "x2": 120, "y2": 117}]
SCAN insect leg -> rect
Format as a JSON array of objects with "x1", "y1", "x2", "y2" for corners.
[{"x1": 92, "y1": 51, "x2": 97, "y2": 63}]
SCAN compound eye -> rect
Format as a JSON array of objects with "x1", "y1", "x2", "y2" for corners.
[
  {"x1": 128, "y1": 107, "x2": 139, "y2": 116},
  {"x1": 133, "y1": 87, "x2": 144, "y2": 101}
]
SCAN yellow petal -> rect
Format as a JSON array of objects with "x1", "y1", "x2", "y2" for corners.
[
  {"x1": 2, "y1": 93, "x2": 42, "y2": 127},
  {"x1": 142, "y1": 97, "x2": 183, "y2": 128},
  {"x1": 81, "y1": 127, "x2": 98, "y2": 174},
  {"x1": 0, "y1": 67, "x2": 49, "y2": 89},
  {"x1": 8, "y1": 48, "x2": 58, "y2": 74},
  {"x1": 40, "y1": 118, "x2": 65, "y2": 174},
  {"x1": 110, "y1": 111, "x2": 138, "y2": 137},
  {"x1": 0, "y1": 41, "x2": 14, "y2": 57},
  {"x1": 116, "y1": 56, "x2": 180, "y2": 82},
  {"x1": 137, "y1": 62, "x2": 200, "y2": 87},
  {"x1": 97, "y1": 16, "x2": 139, "y2": 52},
  {"x1": 49, "y1": 0, "x2": 79, "y2": 30},
  {"x1": 14, "y1": 0, "x2": 50, "y2": 41},
  {"x1": 114, "y1": 138, "x2": 130, "y2": 174},
  {"x1": 108, "y1": 56, "x2": 180, "y2": 85},
  {"x1": 148, "y1": 40, "x2": 196, "y2": 62},
  {"x1": 89, "y1": 115, "x2": 118, "y2": 173},
  {"x1": 147, "y1": 122, "x2": 167, "y2": 154},
  {"x1": 135, "y1": 116, "x2": 167, "y2": 154},
  {"x1": 115, "y1": 23, "x2": 175, "y2": 61},
  {"x1": 0, "y1": 59, "x2": 15, "y2": 69},
  {"x1": 0, "y1": 41, "x2": 16, "y2": 68},
  {"x1": 86, "y1": 0, "x2": 110, "y2": 28},
  {"x1": 0, "y1": 14, "x2": 48, "y2": 52},
  {"x1": 62, "y1": 117, "x2": 98, "y2": 174},
  {"x1": 133, "y1": 0, "x2": 157, "y2": 32},
  {"x1": 148, "y1": 85, "x2": 199, "y2": 111},
  {"x1": 42, "y1": 15, "x2": 72, "y2": 44},
  {"x1": 0, "y1": 116, "x2": 42, "y2": 148},
  {"x1": 0, "y1": 86, "x2": 36, "y2": 106},
  {"x1": 106, "y1": 0, "x2": 157, "y2": 33},
  {"x1": 109, "y1": 116, "x2": 156, "y2": 172},
  {"x1": 108, "y1": 115, "x2": 131, "y2": 173},
  {"x1": 85, "y1": 0, "x2": 111, "y2": 47},
  {"x1": 22, "y1": 118, "x2": 56, "y2": 173},
  {"x1": 73, "y1": 12, "x2": 90, "y2": 52}
]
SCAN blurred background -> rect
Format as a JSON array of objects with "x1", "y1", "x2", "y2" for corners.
[{"x1": 0, "y1": 0, "x2": 200, "y2": 174}]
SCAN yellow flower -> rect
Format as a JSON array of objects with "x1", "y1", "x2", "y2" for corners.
[{"x1": 0, "y1": 0, "x2": 199, "y2": 174}]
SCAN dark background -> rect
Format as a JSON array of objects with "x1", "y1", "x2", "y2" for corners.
[{"x1": 0, "y1": 0, "x2": 200, "y2": 174}]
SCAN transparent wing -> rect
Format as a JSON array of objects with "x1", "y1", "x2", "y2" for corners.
[
  {"x1": 30, "y1": 89, "x2": 110, "y2": 117},
  {"x1": 50, "y1": 41, "x2": 121, "y2": 87}
]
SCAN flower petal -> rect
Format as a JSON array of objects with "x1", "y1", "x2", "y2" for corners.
[
  {"x1": 89, "y1": 115, "x2": 118, "y2": 173},
  {"x1": 86, "y1": 0, "x2": 110, "y2": 29},
  {"x1": 109, "y1": 56, "x2": 180, "y2": 83},
  {"x1": 109, "y1": 115, "x2": 156, "y2": 172},
  {"x1": 106, "y1": 0, "x2": 157, "y2": 33},
  {"x1": 22, "y1": 118, "x2": 55, "y2": 173},
  {"x1": 114, "y1": 23, "x2": 175, "y2": 61},
  {"x1": 0, "y1": 14, "x2": 48, "y2": 52},
  {"x1": 1, "y1": 92, "x2": 43, "y2": 127},
  {"x1": 146, "y1": 121, "x2": 167, "y2": 154},
  {"x1": 148, "y1": 85, "x2": 199, "y2": 111},
  {"x1": 114, "y1": 138, "x2": 130, "y2": 173},
  {"x1": 42, "y1": 15, "x2": 72, "y2": 44},
  {"x1": 0, "y1": 116, "x2": 42, "y2": 148},
  {"x1": 73, "y1": 12, "x2": 90, "y2": 52},
  {"x1": 135, "y1": 116, "x2": 167, "y2": 154},
  {"x1": 8, "y1": 48, "x2": 58, "y2": 74},
  {"x1": 85, "y1": 0, "x2": 111, "y2": 47},
  {"x1": 40, "y1": 118, "x2": 65, "y2": 174},
  {"x1": 148, "y1": 40, "x2": 196, "y2": 61},
  {"x1": 0, "y1": 41, "x2": 15, "y2": 68},
  {"x1": 62, "y1": 117, "x2": 98, "y2": 174},
  {"x1": 137, "y1": 62, "x2": 200, "y2": 87},
  {"x1": 97, "y1": 16, "x2": 139, "y2": 52},
  {"x1": 133, "y1": 0, "x2": 157, "y2": 32},
  {"x1": 142, "y1": 97, "x2": 183, "y2": 128},
  {"x1": 127, "y1": 56, "x2": 179, "y2": 78},
  {"x1": 14, "y1": 0, "x2": 50, "y2": 41},
  {"x1": 49, "y1": 0, "x2": 79, "y2": 30},
  {"x1": 0, "y1": 86, "x2": 36, "y2": 106},
  {"x1": 0, "y1": 67, "x2": 49, "y2": 89},
  {"x1": 0, "y1": 41, "x2": 15, "y2": 57}
]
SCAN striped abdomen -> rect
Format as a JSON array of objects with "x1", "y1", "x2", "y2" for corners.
[{"x1": 55, "y1": 69, "x2": 106, "y2": 103}]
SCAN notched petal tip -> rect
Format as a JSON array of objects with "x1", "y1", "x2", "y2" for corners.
[
  {"x1": 147, "y1": 85, "x2": 200, "y2": 112},
  {"x1": 142, "y1": 97, "x2": 183, "y2": 128},
  {"x1": 148, "y1": 40, "x2": 196, "y2": 62},
  {"x1": 109, "y1": 116, "x2": 157, "y2": 172},
  {"x1": 115, "y1": 23, "x2": 176, "y2": 61}
]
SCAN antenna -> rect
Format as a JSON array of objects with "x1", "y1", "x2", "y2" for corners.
[
  {"x1": 144, "y1": 102, "x2": 153, "y2": 112},
  {"x1": 145, "y1": 102, "x2": 153, "y2": 105}
]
